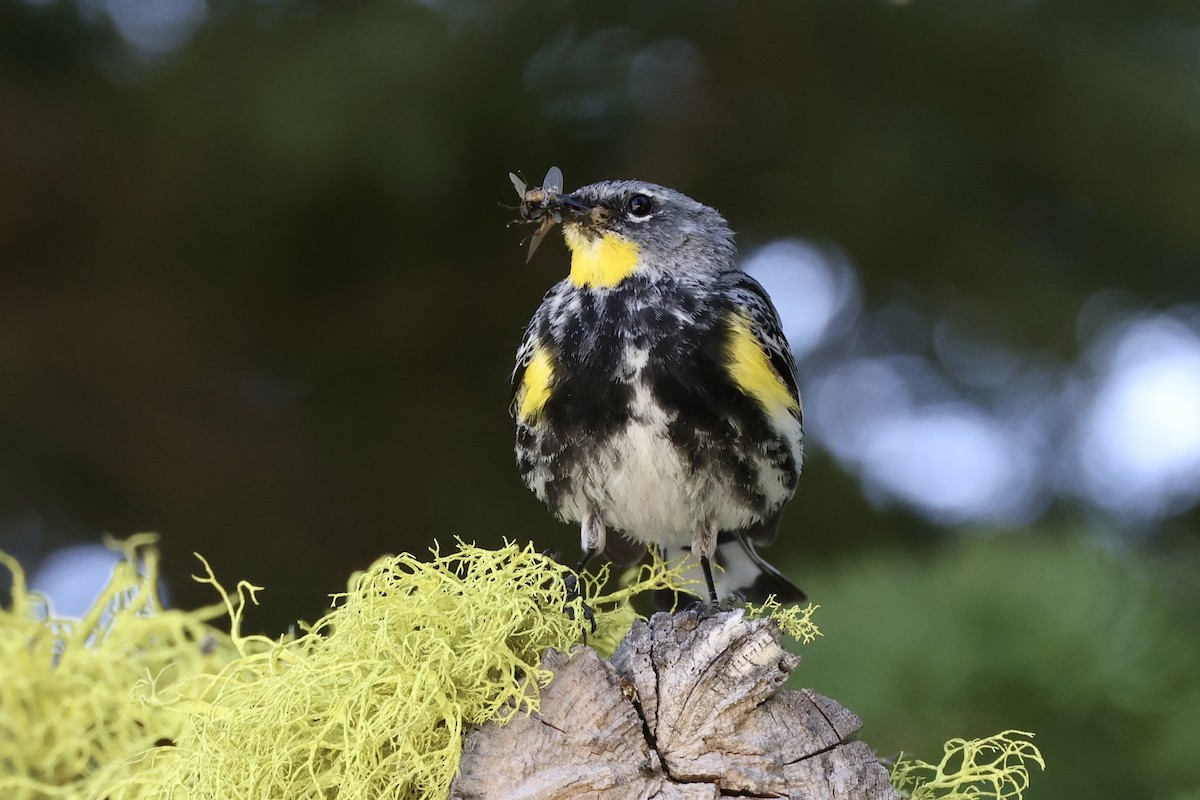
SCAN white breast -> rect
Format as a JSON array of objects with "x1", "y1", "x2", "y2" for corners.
[{"x1": 553, "y1": 382, "x2": 769, "y2": 547}]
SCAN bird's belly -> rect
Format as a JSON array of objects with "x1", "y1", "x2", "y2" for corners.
[
  {"x1": 548, "y1": 422, "x2": 781, "y2": 547},
  {"x1": 595, "y1": 421, "x2": 750, "y2": 545}
]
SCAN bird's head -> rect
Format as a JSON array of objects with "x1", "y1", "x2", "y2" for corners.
[{"x1": 514, "y1": 172, "x2": 736, "y2": 288}]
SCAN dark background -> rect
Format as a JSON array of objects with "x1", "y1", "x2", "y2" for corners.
[{"x1": 3, "y1": 2, "x2": 1200, "y2": 797}]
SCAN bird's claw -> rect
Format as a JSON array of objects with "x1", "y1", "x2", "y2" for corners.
[{"x1": 563, "y1": 571, "x2": 598, "y2": 636}]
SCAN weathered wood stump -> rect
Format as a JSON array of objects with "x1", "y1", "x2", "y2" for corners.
[{"x1": 451, "y1": 608, "x2": 899, "y2": 799}]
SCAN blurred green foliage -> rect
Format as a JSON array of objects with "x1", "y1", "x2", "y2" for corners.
[{"x1": 796, "y1": 534, "x2": 1200, "y2": 798}]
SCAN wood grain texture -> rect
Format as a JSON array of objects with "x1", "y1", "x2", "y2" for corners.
[{"x1": 450, "y1": 608, "x2": 898, "y2": 800}]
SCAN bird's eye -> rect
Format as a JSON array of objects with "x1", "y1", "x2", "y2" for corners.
[{"x1": 626, "y1": 193, "x2": 654, "y2": 219}]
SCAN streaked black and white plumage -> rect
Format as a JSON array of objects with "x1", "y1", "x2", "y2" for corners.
[{"x1": 510, "y1": 178, "x2": 805, "y2": 604}]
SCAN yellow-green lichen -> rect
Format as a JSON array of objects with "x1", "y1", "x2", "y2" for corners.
[
  {"x1": 1, "y1": 537, "x2": 687, "y2": 800},
  {"x1": 744, "y1": 596, "x2": 823, "y2": 643},
  {"x1": 0, "y1": 534, "x2": 242, "y2": 800},
  {"x1": 890, "y1": 729, "x2": 1045, "y2": 800}
]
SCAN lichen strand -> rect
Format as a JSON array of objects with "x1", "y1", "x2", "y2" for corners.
[
  {"x1": 744, "y1": 596, "x2": 823, "y2": 643},
  {"x1": 890, "y1": 730, "x2": 1046, "y2": 800}
]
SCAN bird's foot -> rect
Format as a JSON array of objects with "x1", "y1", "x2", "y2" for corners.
[
  {"x1": 538, "y1": 549, "x2": 597, "y2": 638},
  {"x1": 563, "y1": 571, "x2": 598, "y2": 637},
  {"x1": 680, "y1": 597, "x2": 731, "y2": 620}
]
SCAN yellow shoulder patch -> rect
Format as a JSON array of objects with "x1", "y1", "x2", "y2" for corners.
[
  {"x1": 725, "y1": 312, "x2": 800, "y2": 418},
  {"x1": 564, "y1": 227, "x2": 641, "y2": 288},
  {"x1": 517, "y1": 345, "x2": 555, "y2": 422}
]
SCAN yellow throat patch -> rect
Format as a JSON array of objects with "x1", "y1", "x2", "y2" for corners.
[
  {"x1": 725, "y1": 312, "x2": 800, "y2": 419},
  {"x1": 517, "y1": 345, "x2": 555, "y2": 422},
  {"x1": 564, "y1": 226, "x2": 641, "y2": 288}
]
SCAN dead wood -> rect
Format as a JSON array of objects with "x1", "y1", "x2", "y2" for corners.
[{"x1": 450, "y1": 608, "x2": 899, "y2": 799}]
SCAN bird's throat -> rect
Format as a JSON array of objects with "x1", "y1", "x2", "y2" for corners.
[{"x1": 564, "y1": 227, "x2": 641, "y2": 289}]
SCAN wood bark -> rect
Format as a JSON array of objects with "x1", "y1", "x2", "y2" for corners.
[{"x1": 450, "y1": 608, "x2": 899, "y2": 799}]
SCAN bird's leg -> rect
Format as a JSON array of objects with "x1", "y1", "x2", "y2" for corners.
[
  {"x1": 700, "y1": 558, "x2": 720, "y2": 606},
  {"x1": 564, "y1": 510, "x2": 606, "y2": 635},
  {"x1": 693, "y1": 524, "x2": 720, "y2": 606},
  {"x1": 576, "y1": 508, "x2": 606, "y2": 577}
]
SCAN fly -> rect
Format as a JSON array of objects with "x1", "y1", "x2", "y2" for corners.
[{"x1": 508, "y1": 166, "x2": 567, "y2": 262}]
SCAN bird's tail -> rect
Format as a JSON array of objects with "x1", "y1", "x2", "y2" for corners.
[
  {"x1": 656, "y1": 533, "x2": 806, "y2": 608},
  {"x1": 714, "y1": 531, "x2": 806, "y2": 604}
]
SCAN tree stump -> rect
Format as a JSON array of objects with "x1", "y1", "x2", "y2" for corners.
[{"x1": 450, "y1": 608, "x2": 899, "y2": 799}]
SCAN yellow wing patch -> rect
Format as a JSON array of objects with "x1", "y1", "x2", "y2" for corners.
[
  {"x1": 517, "y1": 345, "x2": 555, "y2": 422},
  {"x1": 725, "y1": 312, "x2": 800, "y2": 418},
  {"x1": 564, "y1": 227, "x2": 641, "y2": 288}
]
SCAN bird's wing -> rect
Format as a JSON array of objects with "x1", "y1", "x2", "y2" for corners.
[
  {"x1": 719, "y1": 270, "x2": 802, "y2": 423},
  {"x1": 509, "y1": 319, "x2": 540, "y2": 418}
]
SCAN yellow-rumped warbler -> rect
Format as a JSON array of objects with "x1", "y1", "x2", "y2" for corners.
[{"x1": 509, "y1": 169, "x2": 805, "y2": 605}]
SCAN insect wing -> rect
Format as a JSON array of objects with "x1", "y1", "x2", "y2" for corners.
[
  {"x1": 526, "y1": 216, "x2": 557, "y2": 263},
  {"x1": 509, "y1": 171, "x2": 528, "y2": 198},
  {"x1": 541, "y1": 165, "x2": 564, "y2": 195}
]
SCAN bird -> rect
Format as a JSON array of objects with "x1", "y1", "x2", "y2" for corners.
[{"x1": 509, "y1": 170, "x2": 805, "y2": 606}]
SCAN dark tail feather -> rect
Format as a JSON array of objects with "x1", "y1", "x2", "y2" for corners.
[{"x1": 721, "y1": 531, "x2": 806, "y2": 604}]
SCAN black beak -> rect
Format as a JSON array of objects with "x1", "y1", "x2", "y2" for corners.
[{"x1": 556, "y1": 193, "x2": 591, "y2": 218}]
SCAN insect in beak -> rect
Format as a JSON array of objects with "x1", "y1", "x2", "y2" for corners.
[{"x1": 508, "y1": 166, "x2": 575, "y2": 262}]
